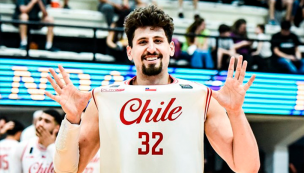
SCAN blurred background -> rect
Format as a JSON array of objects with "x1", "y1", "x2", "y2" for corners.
[{"x1": 0, "y1": 0, "x2": 304, "y2": 172}]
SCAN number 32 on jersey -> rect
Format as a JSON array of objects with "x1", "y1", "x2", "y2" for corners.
[{"x1": 138, "y1": 132, "x2": 163, "y2": 155}]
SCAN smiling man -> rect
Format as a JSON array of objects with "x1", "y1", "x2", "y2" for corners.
[{"x1": 46, "y1": 5, "x2": 260, "y2": 173}]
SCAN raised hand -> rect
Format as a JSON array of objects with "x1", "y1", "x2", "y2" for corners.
[
  {"x1": 0, "y1": 121, "x2": 15, "y2": 135},
  {"x1": 45, "y1": 65, "x2": 92, "y2": 124},
  {"x1": 212, "y1": 56, "x2": 255, "y2": 113},
  {"x1": 36, "y1": 126, "x2": 58, "y2": 148}
]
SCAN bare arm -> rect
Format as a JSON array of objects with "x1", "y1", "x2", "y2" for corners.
[
  {"x1": 77, "y1": 100, "x2": 100, "y2": 172},
  {"x1": 19, "y1": 0, "x2": 38, "y2": 14},
  {"x1": 295, "y1": 47, "x2": 302, "y2": 60},
  {"x1": 252, "y1": 41, "x2": 263, "y2": 55},
  {"x1": 205, "y1": 56, "x2": 260, "y2": 173},
  {"x1": 37, "y1": 0, "x2": 47, "y2": 17},
  {"x1": 106, "y1": 23, "x2": 118, "y2": 49},
  {"x1": 233, "y1": 40, "x2": 251, "y2": 50},
  {"x1": 274, "y1": 47, "x2": 296, "y2": 60}
]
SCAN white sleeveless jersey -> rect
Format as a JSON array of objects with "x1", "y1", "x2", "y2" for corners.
[
  {"x1": 83, "y1": 149, "x2": 100, "y2": 173},
  {"x1": 0, "y1": 139, "x2": 19, "y2": 173},
  {"x1": 9, "y1": 137, "x2": 55, "y2": 173},
  {"x1": 92, "y1": 76, "x2": 212, "y2": 173}
]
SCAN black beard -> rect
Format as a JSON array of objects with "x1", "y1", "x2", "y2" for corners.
[
  {"x1": 141, "y1": 52, "x2": 163, "y2": 76},
  {"x1": 142, "y1": 61, "x2": 163, "y2": 76}
]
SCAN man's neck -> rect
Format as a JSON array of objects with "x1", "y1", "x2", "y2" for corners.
[
  {"x1": 5, "y1": 135, "x2": 17, "y2": 141},
  {"x1": 133, "y1": 73, "x2": 170, "y2": 85}
]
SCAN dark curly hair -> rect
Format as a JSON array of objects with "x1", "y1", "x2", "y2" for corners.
[{"x1": 124, "y1": 5, "x2": 174, "y2": 47}]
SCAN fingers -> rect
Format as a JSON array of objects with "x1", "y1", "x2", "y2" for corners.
[
  {"x1": 227, "y1": 57, "x2": 235, "y2": 78},
  {"x1": 45, "y1": 91, "x2": 60, "y2": 102},
  {"x1": 59, "y1": 65, "x2": 72, "y2": 86},
  {"x1": 239, "y1": 60, "x2": 248, "y2": 84},
  {"x1": 46, "y1": 75, "x2": 62, "y2": 95},
  {"x1": 234, "y1": 55, "x2": 243, "y2": 80},
  {"x1": 49, "y1": 68, "x2": 65, "y2": 88},
  {"x1": 244, "y1": 74, "x2": 256, "y2": 91}
]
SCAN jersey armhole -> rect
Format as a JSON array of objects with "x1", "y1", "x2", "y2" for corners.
[
  {"x1": 92, "y1": 88, "x2": 98, "y2": 110},
  {"x1": 20, "y1": 141, "x2": 30, "y2": 162},
  {"x1": 204, "y1": 87, "x2": 212, "y2": 121}
]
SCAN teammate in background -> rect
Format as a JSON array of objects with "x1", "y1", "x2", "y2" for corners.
[
  {"x1": 83, "y1": 150, "x2": 100, "y2": 173},
  {"x1": 0, "y1": 120, "x2": 24, "y2": 173},
  {"x1": 9, "y1": 109, "x2": 62, "y2": 173},
  {"x1": 46, "y1": 5, "x2": 259, "y2": 173},
  {"x1": 0, "y1": 116, "x2": 15, "y2": 137},
  {"x1": 21, "y1": 110, "x2": 43, "y2": 141}
]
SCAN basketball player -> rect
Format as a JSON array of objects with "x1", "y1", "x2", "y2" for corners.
[
  {"x1": 0, "y1": 120, "x2": 24, "y2": 173},
  {"x1": 9, "y1": 109, "x2": 62, "y2": 173},
  {"x1": 46, "y1": 5, "x2": 260, "y2": 173}
]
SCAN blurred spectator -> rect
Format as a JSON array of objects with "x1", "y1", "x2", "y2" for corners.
[
  {"x1": 98, "y1": 0, "x2": 130, "y2": 27},
  {"x1": 210, "y1": 24, "x2": 236, "y2": 69},
  {"x1": 0, "y1": 116, "x2": 15, "y2": 137},
  {"x1": 231, "y1": 19, "x2": 253, "y2": 69},
  {"x1": 268, "y1": 0, "x2": 293, "y2": 25},
  {"x1": 20, "y1": 110, "x2": 43, "y2": 141},
  {"x1": 12, "y1": 0, "x2": 59, "y2": 51},
  {"x1": 251, "y1": 24, "x2": 272, "y2": 71},
  {"x1": 271, "y1": 20, "x2": 304, "y2": 73},
  {"x1": 292, "y1": 0, "x2": 304, "y2": 27},
  {"x1": 181, "y1": 17, "x2": 214, "y2": 69},
  {"x1": 106, "y1": 11, "x2": 129, "y2": 63},
  {"x1": 0, "y1": 120, "x2": 24, "y2": 173},
  {"x1": 9, "y1": 109, "x2": 63, "y2": 173},
  {"x1": 63, "y1": 0, "x2": 70, "y2": 8},
  {"x1": 178, "y1": 0, "x2": 198, "y2": 18}
]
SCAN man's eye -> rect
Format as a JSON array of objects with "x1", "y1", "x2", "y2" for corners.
[
  {"x1": 155, "y1": 40, "x2": 162, "y2": 43},
  {"x1": 139, "y1": 41, "x2": 147, "y2": 44}
]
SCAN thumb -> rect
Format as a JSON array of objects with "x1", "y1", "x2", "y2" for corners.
[
  {"x1": 212, "y1": 90, "x2": 219, "y2": 101},
  {"x1": 86, "y1": 91, "x2": 93, "y2": 101}
]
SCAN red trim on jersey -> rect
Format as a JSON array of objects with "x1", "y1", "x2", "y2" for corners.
[
  {"x1": 36, "y1": 142, "x2": 47, "y2": 151},
  {"x1": 92, "y1": 88, "x2": 98, "y2": 110},
  {"x1": 20, "y1": 141, "x2": 30, "y2": 161},
  {"x1": 204, "y1": 88, "x2": 212, "y2": 121}
]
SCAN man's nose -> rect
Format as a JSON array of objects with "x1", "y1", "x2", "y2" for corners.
[{"x1": 147, "y1": 41, "x2": 156, "y2": 53}]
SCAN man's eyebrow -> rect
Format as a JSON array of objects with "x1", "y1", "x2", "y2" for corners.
[{"x1": 136, "y1": 37, "x2": 148, "y2": 41}]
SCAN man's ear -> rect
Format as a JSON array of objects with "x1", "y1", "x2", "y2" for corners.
[
  {"x1": 127, "y1": 46, "x2": 133, "y2": 61},
  {"x1": 169, "y1": 41, "x2": 175, "y2": 57}
]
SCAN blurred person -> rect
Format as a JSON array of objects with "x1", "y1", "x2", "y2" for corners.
[
  {"x1": 178, "y1": 0, "x2": 199, "y2": 18},
  {"x1": 210, "y1": 24, "x2": 236, "y2": 69},
  {"x1": 20, "y1": 110, "x2": 43, "y2": 141},
  {"x1": 181, "y1": 17, "x2": 214, "y2": 68},
  {"x1": 251, "y1": 24, "x2": 272, "y2": 71},
  {"x1": 0, "y1": 120, "x2": 24, "y2": 173},
  {"x1": 129, "y1": 0, "x2": 157, "y2": 8},
  {"x1": 292, "y1": 0, "x2": 304, "y2": 27},
  {"x1": 48, "y1": 6, "x2": 259, "y2": 173},
  {"x1": 12, "y1": 0, "x2": 59, "y2": 51},
  {"x1": 268, "y1": 0, "x2": 294, "y2": 25},
  {"x1": 271, "y1": 20, "x2": 304, "y2": 73},
  {"x1": 231, "y1": 19, "x2": 253, "y2": 70},
  {"x1": 98, "y1": 0, "x2": 130, "y2": 27},
  {"x1": 0, "y1": 116, "x2": 15, "y2": 137},
  {"x1": 9, "y1": 109, "x2": 63, "y2": 173},
  {"x1": 106, "y1": 11, "x2": 129, "y2": 63}
]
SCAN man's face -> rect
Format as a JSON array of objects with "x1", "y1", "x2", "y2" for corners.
[
  {"x1": 35, "y1": 113, "x2": 58, "y2": 135},
  {"x1": 127, "y1": 27, "x2": 174, "y2": 77}
]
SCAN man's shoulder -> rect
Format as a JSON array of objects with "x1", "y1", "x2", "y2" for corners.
[{"x1": 176, "y1": 78, "x2": 208, "y2": 89}]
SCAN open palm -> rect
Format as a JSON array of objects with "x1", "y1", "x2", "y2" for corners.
[
  {"x1": 45, "y1": 65, "x2": 92, "y2": 123},
  {"x1": 213, "y1": 56, "x2": 255, "y2": 112}
]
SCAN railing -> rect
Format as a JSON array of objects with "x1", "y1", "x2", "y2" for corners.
[{"x1": 0, "y1": 19, "x2": 302, "y2": 70}]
